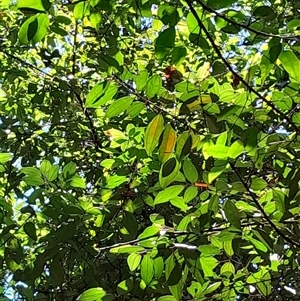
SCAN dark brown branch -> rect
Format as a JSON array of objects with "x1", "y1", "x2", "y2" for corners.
[
  {"x1": 186, "y1": 0, "x2": 300, "y2": 135},
  {"x1": 230, "y1": 162, "x2": 300, "y2": 248},
  {"x1": 72, "y1": 21, "x2": 78, "y2": 75},
  {"x1": 195, "y1": 0, "x2": 298, "y2": 41},
  {"x1": 185, "y1": 0, "x2": 300, "y2": 248}
]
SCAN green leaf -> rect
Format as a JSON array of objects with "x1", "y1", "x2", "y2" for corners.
[
  {"x1": 24, "y1": 222, "x2": 37, "y2": 241},
  {"x1": 154, "y1": 185, "x2": 185, "y2": 205},
  {"x1": 63, "y1": 162, "x2": 76, "y2": 179},
  {"x1": 64, "y1": 205, "x2": 84, "y2": 215},
  {"x1": 208, "y1": 160, "x2": 227, "y2": 184},
  {"x1": 184, "y1": 186, "x2": 198, "y2": 203},
  {"x1": 183, "y1": 159, "x2": 198, "y2": 183},
  {"x1": 77, "y1": 288, "x2": 107, "y2": 301},
  {"x1": 272, "y1": 189, "x2": 286, "y2": 213},
  {"x1": 89, "y1": 12, "x2": 102, "y2": 29},
  {"x1": 175, "y1": 132, "x2": 192, "y2": 159},
  {"x1": 106, "y1": 175, "x2": 127, "y2": 189},
  {"x1": 70, "y1": 175, "x2": 86, "y2": 189},
  {"x1": 141, "y1": 254, "x2": 154, "y2": 285},
  {"x1": 18, "y1": 14, "x2": 49, "y2": 44},
  {"x1": 155, "y1": 27, "x2": 176, "y2": 59},
  {"x1": 253, "y1": 6, "x2": 276, "y2": 19},
  {"x1": 145, "y1": 74, "x2": 162, "y2": 98},
  {"x1": 203, "y1": 144, "x2": 229, "y2": 159},
  {"x1": 200, "y1": 257, "x2": 218, "y2": 278},
  {"x1": 0, "y1": 153, "x2": 12, "y2": 164},
  {"x1": 134, "y1": 70, "x2": 149, "y2": 91},
  {"x1": 138, "y1": 226, "x2": 160, "y2": 239},
  {"x1": 279, "y1": 50, "x2": 300, "y2": 83},
  {"x1": 165, "y1": 255, "x2": 184, "y2": 300},
  {"x1": 228, "y1": 140, "x2": 244, "y2": 158},
  {"x1": 159, "y1": 157, "x2": 180, "y2": 188},
  {"x1": 74, "y1": 2, "x2": 90, "y2": 20},
  {"x1": 86, "y1": 82, "x2": 118, "y2": 108},
  {"x1": 158, "y1": 296, "x2": 177, "y2": 301},
  {"x1": 220, "y1": 262, "x2": 235, "y2": 277},
  {"x1": 40, "y1": 160, "x2": 58, "y2": 181},
  {"x1": 144, "y1": 114, "x2": 164, "y2": 156},
  {"x1": 170, "y1": 197, "x2": 188, "y2": 211},
  {"x1": 250, "y1": 177, "x2": 267, "y2": 191},
  {"x1": 186, "y1": 12, "x2": 200, "y2": 34},
  {"x1": 248, "y1": 236, "x2": 268, "y2": 252},
  {"x1": 172, "y1": 47, "x2": 187, "y2": 65},
  {"x1": 224, "y1": 200, "x2": 241, "y2": 229},
  {"x1": 127, "y1": 253, "x2": 142, "y2": 271},
  {"x1": 127, "y1": 101, "x2": 145, "y2": 118},
  {"x1": 204, "y1": 282, "x2": 222, "y2": 294},
  {"x1": 154, "y1": 257, "x2": 164, "y2": 279},
  {"x1": 105, "y1": 96, "x2": 133, "y2": 118},
  {"x1": 269, "y1": 44, "x2": 282, "y2": 63},
  {"x1": 21, "y1": 167, "x2": 44, "y2": 186},
  {"x1": 17, "y1": 0, "x2": 51, "y2": 11}
]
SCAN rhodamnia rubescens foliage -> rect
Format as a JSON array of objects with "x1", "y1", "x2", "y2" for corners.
[{"x1": 1, "y1": 0, "x2": 300, "y2": 300}]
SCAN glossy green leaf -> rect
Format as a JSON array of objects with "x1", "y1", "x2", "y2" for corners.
[
  {"x1": 21, "y1": 167, "x2": 44, "y2": 186},
  {"x1": 74, "y1": 2, "x2": 90, "y2": 20},
  {"x1": 0, "y1": 153, "x2": 12, "y2": 164},
  {"x1": 203, "y1": 144, "x2": 229, "y2": 159},
  {"x1": 175, "y1": 132, "x2": 192, "y2": 159},
  {"x1": 208, "y1": 160, "x2": 227, "y2": 184},
  {"x1": 170, "y1": 197, "x2": 188, "y2": 211},
  {"x1": 17, "y1": 0, "x2": 51, "y2": 11},
  {"x1": 127, "y1": 101, "x2": 145, "y2": 118},
  {"x1": 134, "y1": 70, "x2": 149, "y2": 91},
  {"x1": 154, "y1": 185, "x2": 185, "y2": 205},
  {"x1": 86, "y1": 82, "x2": 118, "y2": 108},
  {"x1": 141, "y1": 254, "x2": 154, "y2": 285},
  {"x1": 77, "y1": 288, "x2": 107, "y2": 301},
  {"x1": 182, "y1": 159, "x2": 198, "y2": 183},
  {"x1": 250, "y1": 177, "x2": 267, "y2": 191},
  {"x1": 228, "y1": 140, "x2": 244, "y2": 158},
  {"x1": 105, "y1": 96, "x2": 133, "y2": 118},
  {"x1": 145, "y1": 74, "x2": 162, "y2": 98},
  {"x1": 70, "y1": 175, "x2": 86, "y2": 189},
  {"x1": 127, "y1": 253, "x2": 142, "y2": 271},
  {"x1": 279, "y1": 51, "x2": 300, "y2": 83},
  {"x1": 220, "y1": 262, "x2": 235, "y2": 277},
  {"x1": 184, "y1": 186, "x2": 198, "y2": 203},
  {"x1": 200, "y1": 257, "x2": 218, "y2": 278},
  {"x1": 224, "y1": 200, "x2": 241, "y2": 229},
  {"x1": 18, "y1": 14, "x2": 49, "y2": 44},
  {"x1": 159, "y1": 157, "x2": 180, "y2": 188},
  {"x1": 63, "y1": 162, "x2": 76, "y2": 179},
  {"x1": 89, "y1": 12, "x2": 102, "y2": 29}
]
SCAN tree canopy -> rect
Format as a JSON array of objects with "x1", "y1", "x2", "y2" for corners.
[{"x1": 1, "y1": 0, "x2": 300, "y2": 300}]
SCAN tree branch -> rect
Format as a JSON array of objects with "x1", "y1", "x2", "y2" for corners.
[
  {"x1": 186, "y1": 0, "x2": 300, "y2": 135},
  {"x1": 230, "y1": 162, "x2": 300, "y2": 248},
  {"x1": 195, "y1": 0, "x2": 298, "y2": 41}
]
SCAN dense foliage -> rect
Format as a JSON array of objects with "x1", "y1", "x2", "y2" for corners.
[{"x1": 1, "y1": 0, "x2": 300, "y2": 300}]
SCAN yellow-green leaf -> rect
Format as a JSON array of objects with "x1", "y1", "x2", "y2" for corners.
[
  {"x1": 144, "y1": 114, "x2": 164, "y2": 156},
  {"x1": 158, "y1": 124, "x2": 176, "y2": 163}
]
